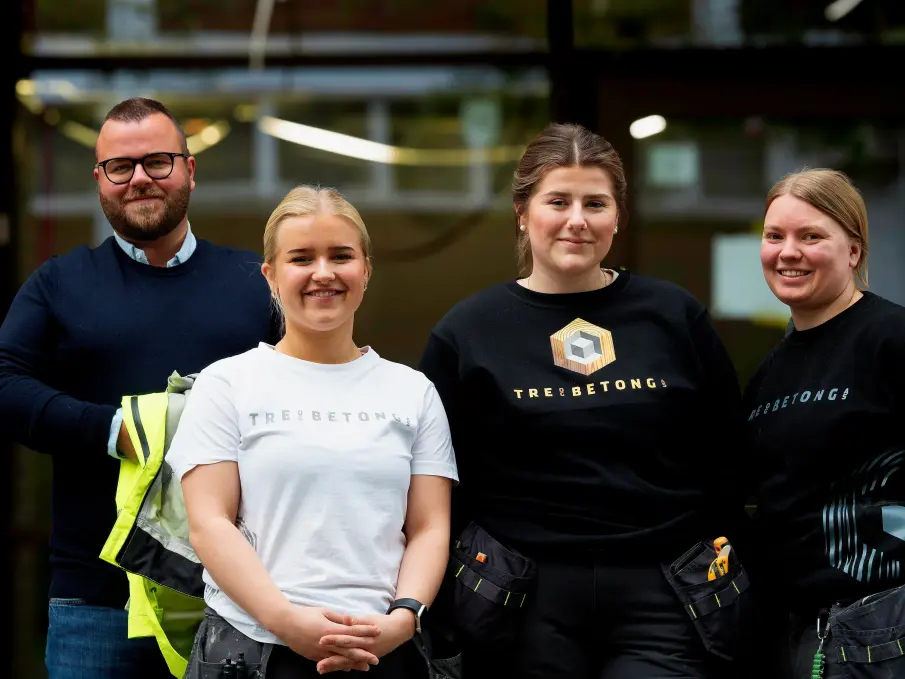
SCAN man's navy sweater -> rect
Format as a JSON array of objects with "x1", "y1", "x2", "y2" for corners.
[{"x1": 0, "y1": 237, "x2": 279, "y2": 606}]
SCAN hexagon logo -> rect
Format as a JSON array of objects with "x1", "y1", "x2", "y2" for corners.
[{"x1": 550, "y1": 318, "x2": 616, "y2": 376}]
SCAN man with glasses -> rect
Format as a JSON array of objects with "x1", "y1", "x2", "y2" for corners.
[{"x1": 0, "y1": 97, "x2": 280, "y2": 678}]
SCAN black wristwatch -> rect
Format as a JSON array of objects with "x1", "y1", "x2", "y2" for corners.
[{"x1": 386, "y1": 598, "x2": 427, "y2": 634}]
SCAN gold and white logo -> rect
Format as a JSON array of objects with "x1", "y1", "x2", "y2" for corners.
[{"x1": 550, "y1": 318, "x2": 616, "y2": 376}]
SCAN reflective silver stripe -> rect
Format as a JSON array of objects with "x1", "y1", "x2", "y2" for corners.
[{"x1": 130, "y1": 396, "x2": 151, "y2": 463}]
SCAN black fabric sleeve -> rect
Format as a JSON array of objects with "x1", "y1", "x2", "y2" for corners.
[
  {"x1": 688, "y1": 309, "x2": 753, "y2": 540},
  {"x1": 874, "y1": 311, "x2": 905, "y2": 419},
  {"x1": 418, "y1": 328, "x2": 473, "y2": 537},
  {"x1": 690, "y1": 309, "x2": 743, "y2": 452}
]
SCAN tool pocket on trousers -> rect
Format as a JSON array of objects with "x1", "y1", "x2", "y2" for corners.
[
  {"x1": 428, "y1": 653, "x2": 463, "y2": 679},
  {"x1": 831, "y1": 584, "x2": 905, "y2": 679},
  {"x1": 662, "y1": 541, "x2": 752, "y2": 662},
  {"x1": 441, "y1": 522, "x2": 537, "y2": 646},
  {"x1": 411, "y1": 631, "x2": 463, "y2": 679},
  {"x1": 182, "y1": 609, "x2": 269, "y2": 679}
]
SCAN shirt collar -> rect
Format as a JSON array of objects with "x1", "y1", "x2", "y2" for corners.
[{"x1": 113, "y1": 221, "x2": 196, "y2": 268}]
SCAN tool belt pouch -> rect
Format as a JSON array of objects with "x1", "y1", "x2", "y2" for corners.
[
  {"x1": 183, "y1": 608, "x2": 272, "y2": 679},
  {"x1": 439, "y1": 522, "x2": 537, "y2": 646},
  {"x1": 410, "y1": 630, "x2": 463, "y2": 679},
  {"x1": 662, "y1": 541, "x2": 752, "y2": 662},
  {"x1": 830, "y1": 584, "x2": 905, "y2": 679}
]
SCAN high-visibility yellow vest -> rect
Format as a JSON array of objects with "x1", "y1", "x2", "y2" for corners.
[{"x1": 99, "y1": 372, "x2": 205, "y2": 678}]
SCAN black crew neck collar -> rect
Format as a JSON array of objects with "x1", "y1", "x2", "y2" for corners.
[
  {"x1": 786, "y1": 290, "x2": 875, "y2": 345},
  {"x1": 506, "y1": 269, "x2": 630, "y2": 309}
]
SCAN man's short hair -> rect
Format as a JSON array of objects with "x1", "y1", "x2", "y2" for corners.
[{"x1": 98, "y1": 97, "x2": 189, "y2": 156}]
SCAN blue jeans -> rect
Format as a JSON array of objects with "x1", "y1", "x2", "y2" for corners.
[{"x1": 46, "y1": 598, "x2": 172, "y2": 679}]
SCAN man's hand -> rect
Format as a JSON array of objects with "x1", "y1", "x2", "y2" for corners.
[
  {"x1": 117, "y1": 421, "x2": 137, "y2": 461},
  {"x1": 316, "y1": 609, "x2": 416, "y2": 674}
]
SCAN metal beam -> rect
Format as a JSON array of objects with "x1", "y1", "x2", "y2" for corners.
[{"x1": 22, "y1": 50, "x2": 552, "y2": 72}]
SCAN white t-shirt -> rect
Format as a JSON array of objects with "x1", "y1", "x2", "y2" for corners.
[{"x1": 166, "y1": 343, "x2": 458, "y2": 643}]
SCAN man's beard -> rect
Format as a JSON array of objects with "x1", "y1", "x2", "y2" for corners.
[{"x1": 100, "y1": 178, "x2": 191, "y2": 243}]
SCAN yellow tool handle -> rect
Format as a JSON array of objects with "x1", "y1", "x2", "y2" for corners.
[{"x1": 707, "y1": 545, "x2": 733, "y2": 581}]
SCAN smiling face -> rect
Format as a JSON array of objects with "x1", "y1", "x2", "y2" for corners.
[
  {"x1": 261, "y1": 213, "x2": 370, "y2": 336},
  {"x1": 94, "y1": 113, "x2": 195, "y2": 242},
  {"x1": 761, "y1": 194, "x2": 861, "y2": 313},
  {"x1": 520, "y1": 165, "x2": 618, "y2": 283}
]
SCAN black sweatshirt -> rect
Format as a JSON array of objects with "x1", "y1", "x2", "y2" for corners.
[
  {"x1": 419, "y1": 271, "x2": 745, "y2": 559},
  {"x1": 744, "y1": 291, "x2": 905, "y2": 607}
]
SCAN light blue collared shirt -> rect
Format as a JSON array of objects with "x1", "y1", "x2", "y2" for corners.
[
  {"x1": 113, "y1": 221, "x2": 197, "y2": 267},
  {"x1": 107, "y1": 222, "x2": 197, "y2": 459}
]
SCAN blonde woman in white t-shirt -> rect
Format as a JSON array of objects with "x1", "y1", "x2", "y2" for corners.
[{"x1": 167, "y1": 185, "x2": 459, "y2": 679}]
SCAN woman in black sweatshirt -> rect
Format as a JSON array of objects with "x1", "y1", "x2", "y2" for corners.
[
  {"x1": 419, "y1": 123, "x2": 752, "y2": 679},
  {"x1": 744, "y1": 169, "x2": 905, "y2": 679}
]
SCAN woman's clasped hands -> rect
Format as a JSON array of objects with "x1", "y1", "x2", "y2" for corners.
[{"x1": 274, "y1": 605, "x2": 417, "y2": 674}]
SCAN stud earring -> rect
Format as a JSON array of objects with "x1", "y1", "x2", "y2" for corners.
[
  {"x1": 614, "y1": 226, "x2": 619, "y2": 234},
  {"x1": 519, "y1": 224, "x2": 526, "y2": 232}
]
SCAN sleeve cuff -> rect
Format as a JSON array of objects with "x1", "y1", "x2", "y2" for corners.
[
  {"x1": 107, "y1": 408, "x2": 127, "y2": 460},
  {"x1": 411, "y1": 460, "x2": 459, "y2": 485}
]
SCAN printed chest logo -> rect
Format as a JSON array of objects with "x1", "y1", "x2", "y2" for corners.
[
  {"x1": 550, "y1": 318, "x2": 616, "y2": 376},
  {"x1": 512, "y1": 318, "x2": 668, "y2": 401},
  {"x1": 747, "y1": 386, "x2": 849, "y2": 421},
  {"x1": 248, "y1": 409, "x2": 413, "y2": 427}
]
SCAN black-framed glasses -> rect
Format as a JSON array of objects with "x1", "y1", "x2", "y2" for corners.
[{"x1": 96, "y1": 152, "x2": 188, "y2": 184}]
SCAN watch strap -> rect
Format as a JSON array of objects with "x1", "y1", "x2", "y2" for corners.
[{"x1": 387, "y1": 598, "x2": 427, "y2": 632}]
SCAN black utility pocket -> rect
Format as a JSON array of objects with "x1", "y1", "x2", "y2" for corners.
[
  {"x1": 411, "y1": 631, "x2": 463, "y2": 679},
  {"x1": 183, "y1": 609, "x2": 269, "y2": 679},
  {"x1": 831, "y1": 585, "x2": 905, "y2": 679},
  {"x1": 441, "y1": 522, "x2": 537, "y2": 646},
  {"x1": 428, "y1": 654, "x2": 463, "y2": 679},
  {"x1": 662, "y1": 541, "x2": 751, "y2": 662}
]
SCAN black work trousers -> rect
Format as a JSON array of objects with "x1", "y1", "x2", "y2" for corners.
[
  {"x1": 461, "y1": 559, "x2": 725, "y2": 679},
  {"x1": 267, "y1": 642, "x2": 425, "y2": 679}
]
